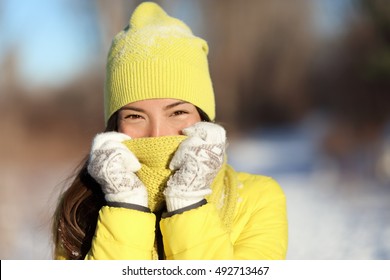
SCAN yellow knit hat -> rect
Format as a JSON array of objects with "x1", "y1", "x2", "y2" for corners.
[{"x1": 104, "y1": 2, "x2": 215, "y2": 123}]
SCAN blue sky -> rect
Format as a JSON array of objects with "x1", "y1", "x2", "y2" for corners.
[
  {"x1": 313, "y1": 0, "x2": 356, "y2": 36},
  {"x1": 0, "y1": 0, "x2": 100, "y2": 88},
  {"x1": 0, "y1": 0, "x2": 355, "y2": 89}
]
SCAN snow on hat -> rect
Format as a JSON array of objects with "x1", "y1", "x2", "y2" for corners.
[{"x1": 104, "y1": 2, "x2": 215, "y2": 123}]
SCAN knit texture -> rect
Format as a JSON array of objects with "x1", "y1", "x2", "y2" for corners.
[
  {"x1": 105, "y1": 2, "x2": 215, "y2": 123},
  {"x1": 123, "y1": 135, "x2": 186, "y2": 212},
  {"x1": 122, "y1": 135, "x2": 239, "y2": 230}
]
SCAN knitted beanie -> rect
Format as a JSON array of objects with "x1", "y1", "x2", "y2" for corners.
[{"x1": 104, "y1": 2, "x2": 215, "y2": 123}]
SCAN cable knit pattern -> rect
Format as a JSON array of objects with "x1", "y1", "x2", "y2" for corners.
[
  {"x1": 167, "y1": 143, "x2": 224, "y2": 195},
  {"x1": 164, "y1": 122, "x2": 226, "y2": 211},
  {"x1": 90, "y1": 149, "x2": 144, "y2": 194},
  {"x1": 122, "y1": 134, "x2": 239, "y2": 232},
  {"x1": 87, "y1": 132, "x2": 148, "y2": 207}
]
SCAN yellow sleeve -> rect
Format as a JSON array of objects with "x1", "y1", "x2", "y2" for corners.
[
  {"x1": 233, "y1": 175, "x2": 288, "y2": 259},
  {"x1": 160, "y1": 175, "x2": 288, "y2": 260},
  {"x1": 161, "y1": 203, "x2": 233, "y2": 259},
  {"x1": 85, "y1": 206, "x2": 156, "y2": 260}
]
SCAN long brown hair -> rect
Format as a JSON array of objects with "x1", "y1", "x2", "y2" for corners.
[
  {"x1": 51, "y1": 108, "x2": 209, "y2": 259},
  {"x1": 51, "y1": 114, "x2": 117, "y2": 259}
]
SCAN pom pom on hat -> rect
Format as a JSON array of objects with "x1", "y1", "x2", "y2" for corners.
[{"x1": 104, "y1": 2, "x2": 215, "y2": 123}]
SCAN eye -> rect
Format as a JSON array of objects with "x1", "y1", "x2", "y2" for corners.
[
  {"x1": 171, "y1": 110, "x2": 188, "y2": 117},
  {"x1": 123, "y1": 114, "x2": 143, "y2": 120}
]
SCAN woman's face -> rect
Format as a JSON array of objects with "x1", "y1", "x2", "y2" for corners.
[{"x1": 117, "y1": 98, "x2": 202, "y2": 138}]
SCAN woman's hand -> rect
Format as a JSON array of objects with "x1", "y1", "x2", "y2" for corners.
[
  {"x1": 164, "y1": 122, "x2": 226, "y2": 212},
  {"x1": 87, "y1": 132, "x2": 148, "y2": 207}
]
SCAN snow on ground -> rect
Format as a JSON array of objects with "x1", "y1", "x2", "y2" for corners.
[
  {"x1": 227, "y1": 115, "x2": 390, "y2": 259},
  {"x1": 0, "y1": 161, "x2": 76, "y2": 259},
  {"x1": 279, "y1": 172, "x2": 390, "y2": 259}
]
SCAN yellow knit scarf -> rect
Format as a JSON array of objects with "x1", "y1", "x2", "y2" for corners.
[{"x1": 123, "y1": 135, "x2": 239, "y2": 228}]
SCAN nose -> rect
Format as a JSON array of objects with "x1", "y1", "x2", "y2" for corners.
[{"x1": 148, "y1": 120, "x2": 174, "y2": 137}]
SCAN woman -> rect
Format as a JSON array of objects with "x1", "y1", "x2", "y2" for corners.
[{"x1": 52, "y1": 2, "x2": 288, "y2": 260}]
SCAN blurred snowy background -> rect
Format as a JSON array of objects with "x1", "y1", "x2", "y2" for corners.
[{"x1": 0, "y1": 0, "x2": 389, "y2": 259}]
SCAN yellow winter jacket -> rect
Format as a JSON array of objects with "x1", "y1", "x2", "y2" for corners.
[{"x1": 84, "y1": 170, "x2": 288, "y2": 260}]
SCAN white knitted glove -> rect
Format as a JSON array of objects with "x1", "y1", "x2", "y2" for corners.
[
  {"x1": 164, "y1": 122, "x2": 226, "y2": 212},
  {"x1": 87, "y1": 132, "x2": 148, "y2": 207}
]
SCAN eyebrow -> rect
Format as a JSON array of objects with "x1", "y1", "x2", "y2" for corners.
[
  {"x1": 120, "y1": 101, "x2": 190, "y2": 112},
  {"x1": 164, "y1": 101, "x2": 189, "y2": 110},
  {"x1": 119, "y1": 105, "x2": 145, "y2": 113}
]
